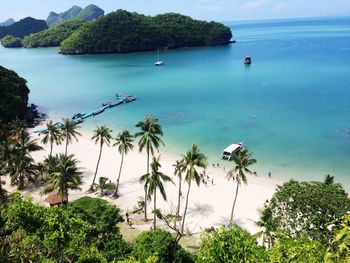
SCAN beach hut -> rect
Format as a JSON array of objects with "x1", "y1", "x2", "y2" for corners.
[{"x1": 44, "y1": 193, "x2": 68, "y2": 207}]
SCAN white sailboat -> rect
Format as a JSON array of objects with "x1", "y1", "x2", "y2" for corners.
[{"x1": 154, "y1": 48, "x2": 164, "y2": 66}]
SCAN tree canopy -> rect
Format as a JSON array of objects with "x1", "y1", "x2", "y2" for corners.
[
  {"x1": 262, "y1": 179, "x2": 350, "y2": 245},
  {"x1": 0, "y1": 66, "x2": 30, "y2": 123}
]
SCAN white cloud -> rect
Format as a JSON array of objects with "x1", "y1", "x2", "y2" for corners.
[
  {"x1": 274, "y1": 3, "x2": 287, "y2": 11},
  {"x1": 242, "y1": 0, "x2": 267, "y2": 9}
]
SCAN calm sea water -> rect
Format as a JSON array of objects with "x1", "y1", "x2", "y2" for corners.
[{"x1": 1, "y1": 17, "x2": 349, "y2": 187}]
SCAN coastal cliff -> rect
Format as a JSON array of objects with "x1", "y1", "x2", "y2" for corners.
[{"x1": 60, "y1": 10, "x2": 232, "y2": 55}]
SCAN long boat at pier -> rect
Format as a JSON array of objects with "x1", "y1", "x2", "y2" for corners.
[{"x1": 33, "y1": 93, "x2": 136, "y2": 134}]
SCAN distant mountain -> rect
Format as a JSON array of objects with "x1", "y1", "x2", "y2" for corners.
[
  {"x1": 0, "y1": 18, "x2": 15, "y2": 27},
  {"x1": 46, "y1": 4, "x2": 104, "y2": 27},
  {"x1": 0, "y1": 17, "x2": 47, "y2": 39}
]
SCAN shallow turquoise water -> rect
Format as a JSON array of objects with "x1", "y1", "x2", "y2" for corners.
[{"x1": 0, "y1": 17, "x2": 349, "y2": 186}]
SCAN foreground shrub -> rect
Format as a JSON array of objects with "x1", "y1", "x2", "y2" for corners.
[
  {"x1": 268, "y1": 235, "x2": 326, "y2": 263},
  {"x1": 197, "y1": 225, "x2": 268, "y2": 263}
]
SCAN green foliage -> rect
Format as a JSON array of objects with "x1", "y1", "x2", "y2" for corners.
[
  {"x1": 68, "y1": 196, "x2": 130, "y2": 261},
  {"x1": 268, "y1": 235, "x2": 326, "y2": 263},
  {"x1": 0, "y1": 17, "x2": 47, "y2": 39},
  {"x1": 1, "y1": 35, "x2": 22, "y2": 47},
  {"x1": 0, "y1": 66, "x2": 30, "y2": 123},
  {"x1": 132, "y1": 229, "x2": 192, "y2": 263},
  {"x1": 262, "y1": 179, "x2": 350, "y2": 245},
  {"x1": 22, "y1": 19, "x2": 87, "y2": 47},
  {"x1": 326, "y1": 213, "x2": 350, "y2": 263},
  {"x1": 60, "y1": 10, "x2": 232, "y2": 54},
  {"x1": 197, "y1": 225, "x2": 268, "y2": 263},
  {"x1": 0, "y1": 194, "x2": 129, "y2": 262}
]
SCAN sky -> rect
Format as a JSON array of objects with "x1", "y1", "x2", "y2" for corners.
[{"x1": 1, "y1": 0, "x2": 350, "y2": 22}]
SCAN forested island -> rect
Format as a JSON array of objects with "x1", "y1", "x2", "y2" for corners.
[
  {"x1": 60, "y1": 10, "x2": 233, "y2": 55},
  {"x1": 22, "y1": 20, "x2": 87, "y2": 48}
]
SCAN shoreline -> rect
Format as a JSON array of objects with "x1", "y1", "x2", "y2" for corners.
[{"x1": 3, "y1": 124, "x2": 284, "y2": 235}]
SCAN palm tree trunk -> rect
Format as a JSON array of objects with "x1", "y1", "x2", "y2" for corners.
[
  {"x1": 65, "y1": 135, "x2": 68, "y2": 156},
  {"x1": 113, "y1": 152, "x2": 124, "y2": 198},
  {"x1": 90, "y1": 144, "x2": 103, "y2": 191},
  {"x1": 50, "y1": 140, "x2": 53, "y2": 157},
  {"x1": 144, "y1": 149, "x2": 150, "y2": 221},
  {"x1": 181, "y1": 180, "x2": 192, "y2": 235},
  {"x1": 175, "y1": 175, "x2": 182, "y2": 228},
  {"x1": 230, "y1": 181, "x2": 240, "y2": 223},
  {"x1": 153, "y1": 187, "x2": 157, "y2": 230},
  {"x1": 19, "y1": 172, "x2": 24, "y2": 189}
]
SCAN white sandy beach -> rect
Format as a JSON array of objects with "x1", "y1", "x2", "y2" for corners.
[{"x1": 4, "y1": 125, "x2": 284, "y2": 235}]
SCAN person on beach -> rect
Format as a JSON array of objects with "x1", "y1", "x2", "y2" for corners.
[
  {"x1": 211, "y1": 179, "x2": 214, "y2": 185},
  {"x1": 268, "y1": 172, "x2": 271, "y2": 178}
]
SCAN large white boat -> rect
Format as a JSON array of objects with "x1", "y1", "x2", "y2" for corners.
[{"x1": 221, "y1": 143, "x2": 243, "y2": 160}]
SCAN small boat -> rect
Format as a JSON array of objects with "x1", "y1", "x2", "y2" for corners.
[
  {"x1": 109, "y1": 99, "x2": 124, "y2": 107},
  {"x1": 221, "y1": 143, "x2": 243, "y2": 161},
  {"x1": 82, "y1": 111, "x2": 94, "y2": 119},
  {"x1": 72, "y1": 113, "x2": 84, "y2": 120},
  {"x1": 72, "y1": 118, "x2": 83, "y2": 124},
  {"x1": 125, "y1": 95, "x2": 136, "y2": 103},
  {"x1": 93, "y1": 107, "x2": 105, "y2": 116},
  {"x1": 244, "y1": 56, "x2": 252, "y2": 65},
  {"x1": 155, "y1": 48, "x2": 164, "y2": 66}
]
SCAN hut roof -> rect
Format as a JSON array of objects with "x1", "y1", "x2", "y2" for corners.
[{"x1": 44, "y1": 193, "x2": 68, "y2": 205}]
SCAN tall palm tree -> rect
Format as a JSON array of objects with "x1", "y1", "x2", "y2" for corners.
[
  {"x1": 181, "y1": 144, "x2": 207, "y2": 234},
  {"x1": 324, "y1": 174, "x2": 335, "y2": 185},
  {"x1": 226, "y1": 148, "x2": 256, "y2": 223},
  {"x1": 140, "y1": 155, "x2": 173, "y2": 230},
  {"x1": 173, "y1": 159, "x2": 186, "y2": 222},
  {"x1": 61, "y1": 118, "x2": 81, "y2": 155},
  {"x1": 89, "y1": 125, "x2": 112, "y2": 191},
  {"x1": 113, "y1": 130, "x2": 134, "y2": 198},
  {"x1": 43, "y1": 154, "x2": 83, "y2": 205},
  {"x1": 41, "y1": 120, "x2": 62, "y2": 157},
  {"x1": 8, "y1": 128, "x2": 42, "y2": 189},
  {"x1": 135, "y1": 115, "x2": 164, "y2": 221}
]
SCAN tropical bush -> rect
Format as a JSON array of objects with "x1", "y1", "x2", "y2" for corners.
[
  {"x1": 197, "y1": 225, "x2": 268, "y2": 263},
  {"x1": 268, "y1": 235, "x2": 326, "y2": 263},
  {"x1": 261, "y1": 179, "x2": 350, "y2": 245}
]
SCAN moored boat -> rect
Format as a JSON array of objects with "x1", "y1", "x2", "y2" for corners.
[
  {"x1": 221, "y1": 143, "x2": 243, "y2": 160},
  {"x1": 109, "y1": 99, "x2": 124, "y2": 107},
  {"x1": 93, "y1": 107, "x2": 105, "y2": 116},
  {"x1": 125, "y1": 95, "x2": 136, "y2": 103},
  {"x1": 244, "y1": 56, "x2": 252, "y2": 65}
]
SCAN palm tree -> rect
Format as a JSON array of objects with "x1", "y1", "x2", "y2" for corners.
[
  {"x1": 226, "y1": 148, "x2": 256, "y2": 223},
  {"x1": 324, "y1": 174, "x2": 335, "y2": 185},
  {"x1": 181, "y1": 144, "x2": 207, "y2": 234},
  {"x1": 135, "y1": 115, "x2": 164, "y2": 221},
  {"x1": 89, "y1": 125, "x2": 112, "y2": 191},
  {"x1": 61, "y1": 118, "x2": 81, "y2": 155},
  {"x1": 140, "y1": 155, "x2": 173, "y2": 229},
  {"x1": 173, "y1": 159, "x2": 186, "y2": 222},
  {"x1": 96, "y1": 176, "x2": 116, "y2": 196},
  {"x1": 41, "y1": 120, "x2": 62, "y2": 157},
  {"x1": 43, "y1": 154, "x2": 83, "y2": 205},
  {"x1": 8, "y1": 128, "x2": 42, "y2": 189},
  {"x1": 113, "y1": 130, "x2": 134, "y2": 198}
]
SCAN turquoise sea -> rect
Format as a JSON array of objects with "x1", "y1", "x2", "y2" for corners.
[{"x1": 1, "y1": 16, "x2": 349, "y2": 187}]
